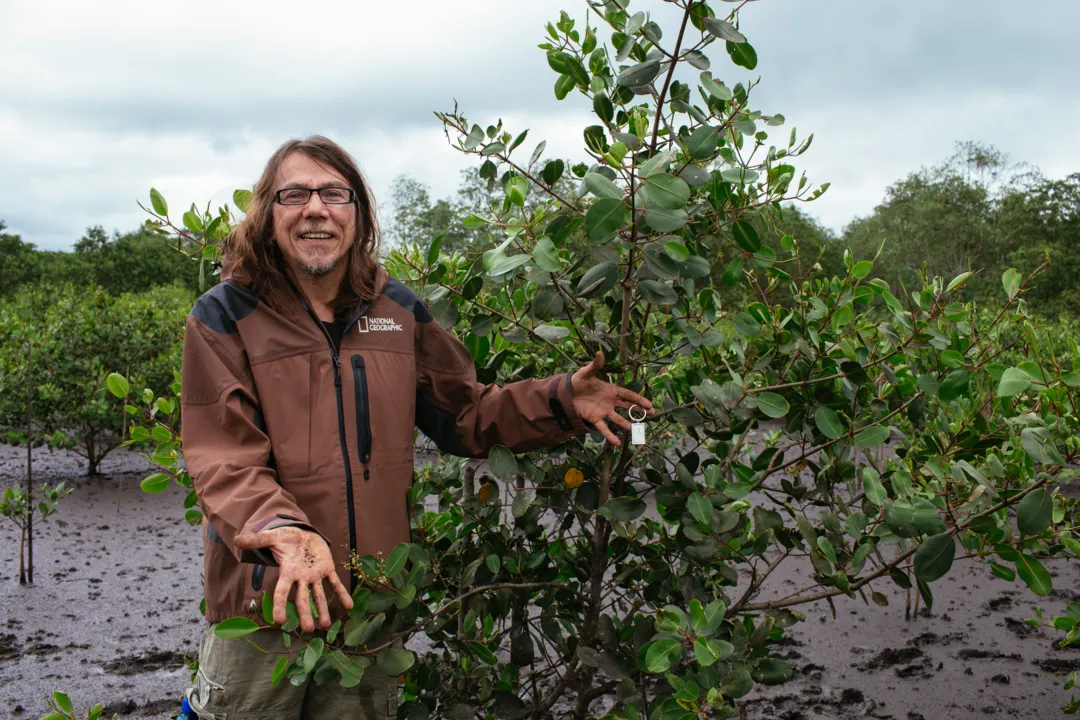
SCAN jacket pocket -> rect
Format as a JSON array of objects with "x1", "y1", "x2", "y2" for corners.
[{"x1": 351, "y1": 355, "x2": 373, "y2": 479}]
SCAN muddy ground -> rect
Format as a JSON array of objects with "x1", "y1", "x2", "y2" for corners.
[{"x1": 1, "y1": 443, "x2": 1079, "y2": 719}]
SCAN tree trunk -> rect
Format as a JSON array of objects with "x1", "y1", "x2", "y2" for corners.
[
  {"x1": 18, "y1": 528, "x2": 26, "y2": 585},
  {"x1": 25, "y1": 340, "x2": 33, "y2": 584},
  {"x1": 86, "y1": 430, "x2": 99, "y2": 476}
]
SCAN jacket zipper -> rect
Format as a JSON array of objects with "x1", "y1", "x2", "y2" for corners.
[
  {"x1": 281, "y1": 276, "x2": 370, "y2": 589},
  {"x1": 331, "y1": 357, "x2": 358, "y2": 567},
  {"x1": 351, "y1": 355, "x2": 373, "y2": 481}
]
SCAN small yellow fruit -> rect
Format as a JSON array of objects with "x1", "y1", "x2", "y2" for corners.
[
  {"x1": 476, "y1": 483, "x2": 493, "y2": 502},
  {"x1": 564, "y1": 468, "x2": 584, "y2": 489}
]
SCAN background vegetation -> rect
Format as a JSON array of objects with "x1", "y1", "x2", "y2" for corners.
[{"x1": 2, "y1": 1, "x2": 1079, "y2": 717}]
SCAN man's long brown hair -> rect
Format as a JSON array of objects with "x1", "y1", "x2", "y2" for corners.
[{"x1": 225, "y1": 135, "x2": 380, "y2": 318}]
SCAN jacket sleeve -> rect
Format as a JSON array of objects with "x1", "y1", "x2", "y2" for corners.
[
  {"x1": 181, "y1": 315, "x2": 323, "y2": 565},
  {"x1": 414, "y1": 309, "x2": 589, "y2": 458}
]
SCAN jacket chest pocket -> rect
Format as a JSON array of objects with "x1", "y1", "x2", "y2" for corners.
[{"x1": 351, "y1": 355, "x2": 373, "y2": 478}]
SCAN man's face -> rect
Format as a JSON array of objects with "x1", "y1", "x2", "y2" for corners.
[{"x1": 272, "y1": 152, "x2": 357, "y2": 278}]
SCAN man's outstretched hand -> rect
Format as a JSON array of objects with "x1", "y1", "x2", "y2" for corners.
[
  {"x1": 234, "y1": 526, "x2": 353, "y2": 633},
  {"x1": 570, "y1": 351, "x2": 654, "y2": 446}
]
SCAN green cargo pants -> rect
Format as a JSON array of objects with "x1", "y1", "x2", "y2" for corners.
[{"x1": 186, "y1": 622, "x2": 398, "y2": 720}]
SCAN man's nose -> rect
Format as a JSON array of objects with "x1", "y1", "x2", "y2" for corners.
[{"x1": 302, "y1": 193, "x2": 331, "y2": 216}]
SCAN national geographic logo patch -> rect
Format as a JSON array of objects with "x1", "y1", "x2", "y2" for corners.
[{"x1": 357, "y1": 317, "x2": 403, "y2": 333}]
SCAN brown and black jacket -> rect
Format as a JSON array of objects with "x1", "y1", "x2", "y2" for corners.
[{"x1": 180, "y1": 265, "x2": 587, "y2": 623}]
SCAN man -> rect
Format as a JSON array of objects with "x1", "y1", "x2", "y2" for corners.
[{"x1": 180, "y1": 135, "x2": 652, "y2": 719}]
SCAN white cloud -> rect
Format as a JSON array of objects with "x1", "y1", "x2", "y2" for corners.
[{"x1": 2, "y1": 0, "x2": 1079, "y2": 250}]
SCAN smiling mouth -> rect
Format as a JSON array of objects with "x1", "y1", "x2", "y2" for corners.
[{"x1": 299, "y1": 232, "x2": 334, "y2": 241}]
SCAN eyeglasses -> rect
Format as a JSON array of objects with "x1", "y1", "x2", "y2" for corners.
[{"x1": 274, "y1": 186, "x2": 356, "y2": 206}]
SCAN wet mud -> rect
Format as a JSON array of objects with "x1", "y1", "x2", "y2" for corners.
[{"x1": 1, "y1": 443, "x2": 1079, "y2": 719}]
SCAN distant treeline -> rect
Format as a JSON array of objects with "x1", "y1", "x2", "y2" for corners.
[
  {"x1": 388, "y1": 141, "x2": 1080, "y2": 318},
  {"x1": 1, "y1": 142, "x2": 1076, "y2": 317},
  {"x1": 0, "y1": 224, "x2": 200, "y2": 298}
]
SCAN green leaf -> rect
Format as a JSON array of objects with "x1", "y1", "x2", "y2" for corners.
[
  {"x1": 851, "y1": 261, "x2": 873, "y2": 280},
  {"x1": 464, "y1": 124, "x2": 485, "y2": 150},
  {"x1": 1017, "y1": 489, "x2": 1053, "y2": 536},
  {"x1": 52, "y1": 691, "x2": 73, "y2": 715},
  {"x1": 731, "y1": 220, "x2": 761, "y2": 253},
  {"x1": 687, "y1": 125, "x2": 719, "y2": 160},
  {"x1": 617, "y1": 59, "x2": 661, "y2": 87},
  {"x1": 723, "y1": 258, "x2": 743, "y2": 286},
  {"x1": 593, "y1": 93, "x2": 614, "y2": 123},
  {"x1": 602, "y1": 497, "x2": 647, "y2": 521},
  {"x1": 946, "y1": 271, "x2": 971, "y2": 293},
  {"x1": 377, "y1": 648, "x2": 415, "y2": 675},
  {"x1": 214, "y1": 617, "x2": 262, "y2": 638},
  {"x1": 639, "y1": 279, "x2": 678, "y2": 306},
  {"x1": 733, "y1": 312, "x2": 760, "y2": 337},
  {"x1": 642, "y1": 173, "x2": 690, "y2": 210},
  {"x1": 585, "y1": 198, "x2": 628, "y2": 240},
  {"x1": 488, "y1": 445, "x2": 518, "y2": 483},
  {"x1": 486, "y1": 253, "x2": 531, "y2": 278},
  {"x1": 232, "y1": 189, "x2": 251, "y2": 214},
  {"x1": 271, "y1": 655, "x2": 288, "y2": 686},
  {"x1": 644, "y1": 638, "x2": 682, "y2": 673},
  {"x1": 862, "y1": 468, "x2": 887, "y2": 507},
  {"x1": 644, "y1": 206, "x2": 688, "y2": 232},
  {"x1": 541, "y1": 158, "x2": 565, "y2": 185},
  {"x1": 150, "y1": 188, "x2": 169, "y2": 216},
  {"x1": 1002, "y1": 268, "x2": 1022, "y2": 298},
  {"x1": 106, "y1": 373, "x2": 130, "y2": 398},
  {"x1": 703, "y1": 17, "x2": 746, "y2": 43},
  {"x1": 699, "y1": 72, "x2": 733, "y2": 101},
  {"x1": 534, "y1": 324, "x2": 571, "y2": 340},
  {"x1": 183, "y1": 210, "x2": 203, "y2": 234},
  {"x1": 577, "y1": 262, "x2": 619, "y2": 297},
  {"x1": 462, "y1": 214, "x2": 488, "y2": 229},
  {"x1": 814, "y1": 407, "x2": 844, "y2": 440},
  {"x1": 663, "y1": 240, "x2": 690, "y2": 262},
  {"x1": 480, "y1": 142, "x2": 506, "y2": 156},
  {"x1": 688, "y1": 492, "x2": 711, "y2": 526},
  {"x1": 426, "y1": 235, "x2": 443, "y2": 267},
  {"x1": 997, "y1": 367, "x2": 1031, "y2": 397},
  {"x1": 533, "y1": 237, "x2": 563, "y2": 272},
  {"x1": 384, "y1": 543, "x2": 409, "y2": 579},
  {"x1": 505, "y1": 175, "x2": 529, "y2": 206},
  {"x1": 585, "y1": 172, "x2": 622, "y2": 200},
  {"x1": 486, "y1": 554, "x2": 501, "y2": 574},
  {"x1": 854, "y1": 425, "x2": 890, "y2": 448},
  {"x1": 726, "y1": 40, "x2": 757, "y2": 70},
  {"x1": 512, "y1": 491, "x2": 531, "y2": 519},
  {"x1": 140, "y1": 472, "x2": 170, "y2": 494},
  {"x1": 937, "y1": 370, "x2": 970, "y2": 402},
  {"x1": 1016, "y1": 553, "x2": 1052, "y2": 596},
  {"x1": 262, "y1": 590, "x2": 275, "y2": 625},
  {"x1": 831, "y1": 305, "x2": 853, "y2": 332},
  {"x1": 816, "y1": 536, "x2": 837, "y2": 564},
  {"x1": 644, "y1": 243, "x2": 681, "y2": 279},
  {"x1": 756, "y1": 392, "x2": 789, "y2": 419},
  {"x1": 693, "y1": 637, "x2": 717, "y2": 666},
  {"x1": 914, "y1": 533, "x2": 955, "y2": 582}
]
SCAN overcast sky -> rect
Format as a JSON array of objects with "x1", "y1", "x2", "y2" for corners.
[{"x1": 3, "y1": 0, "x2": 1078, "y2": 251}]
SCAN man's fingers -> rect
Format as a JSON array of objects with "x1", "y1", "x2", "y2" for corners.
[
  {"x1": 607, "y1": 411, "x2": 632, "y2": 432},
  {"x1": 327, "y1": 572, "x2": 353, "y2": 611},
  {"x1": 594, "y1": 418, "x2": 622, "y2": 447},
  {"x1": 273, "y1": 576, "x2": 292, "y2": 627},
  {"x1": 617, "y1": 387, "x2": 654, "y2": 412},
  {"x1": 312, "y1": 581, "x2": 331, "y2": 630},
  {"x1": 296, "y1": 582, "x2": 315, "y2": 633}
]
